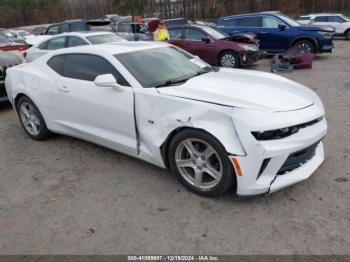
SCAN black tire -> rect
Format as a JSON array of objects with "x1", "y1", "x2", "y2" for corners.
[
  {"x1": 345, "y1": 30, "x2": 350, "y2": 40},
  {"x1": 16, "y1": 96, "x2": 52, "y2": 141},
  {"x1": 219, "y1": 51, "x2": 240, "y2": 68},
  {"x1": 168, "y1": 129, "x2": 235, "y2": 197},
  {"x1": 293, "y1": 39, "x2": 316, "y2": 54}
]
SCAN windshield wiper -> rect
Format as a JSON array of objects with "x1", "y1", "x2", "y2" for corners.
[
  {"x1": 155, "y1": 67, "x2": 215, "y2": 88},
  {"x1": 155, "y1": 77, "x2": 192, "y2": 88}
]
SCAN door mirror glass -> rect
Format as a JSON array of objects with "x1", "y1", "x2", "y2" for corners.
[
  {"x1": 94, "y1": 74, "x2": 124, "y2": 92},
  {"x1": 278, "y1": 24, "x2": 286, "y2": 31},
  {"x1": 201, "y1": 37, "x2": 211, "y2": 43}
]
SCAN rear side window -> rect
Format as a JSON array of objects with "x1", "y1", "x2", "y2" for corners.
[
  {"x1": 59, "y1": 23, "x2": 70, "y2": 33},
  {"x1": 38, "y1": 41, "x2": 48, "y2": 50},
  {"x1": 68, "y1": 36, "x2": 88, "y2": 47},
  {"x1": 63, "y1": 54, "x2": 130, "y2": 86},
  {"x1": 169, "y1": 29, "x2": 183, "y2": 39},
  {"x1": 47, "y1": 55, "x2": 66, "y2": 75},
  {"x1": 315, "y1": 16, "x2": 329, "y2": 22},
  {"x1": 219, "y1": 18, "x2": 237, "y2": 26},
  {"x1": 71, "y1": 22, "x2": 89, "y2": 31},
  {"x1": 236, "y1": 16, "x2": 261, "y2": 27},
  {"x1": 47, "y1": 37, "x2": 67, "y2": 50}
]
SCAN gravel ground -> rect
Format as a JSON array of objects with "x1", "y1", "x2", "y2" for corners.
[{"x1": 0, "y1": 41, "x2": 349, "y2": 255}]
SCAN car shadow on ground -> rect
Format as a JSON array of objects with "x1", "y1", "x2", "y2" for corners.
[
  {"x1": 45, "y1": 132, "x2": 286, "y2": 205},
  {"x1": 0, "y1": 102, "x2": 12, "y2": 112}
]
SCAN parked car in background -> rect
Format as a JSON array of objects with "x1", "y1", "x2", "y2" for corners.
[
  {"x1": 0, "y1": 51, "x2": 23, "y2": 102},
  {"x1": 0, "y1": 29, "x2": 21, "y2": 43},
  {"x1": 114, "y1": 22, "x2": 148, "y2": 41},
  {"x1": 217, "y1": 12, "x2": 335, "y2": 54},
  {"x1": 164, "y1": 18, "x2": 188, "y2": 27},
  {"x1": 168, "y1": 24, "x2": 260, "y2": 68},
  {"x1": 25, "y1": 32, "x2": 126, "y2": 62},
  {"x1": 43, "y1": 19, "x2": 111, "y2": 35},
  {"x1": 0, "y1": 36, "x2": 28, "y2": 54},
  {"x1": 32, "y1": 26, "x2": 48, "y2": 36},
  {"x1": 298, "y1": 13, "x2": 350, "y2": 40},
  {"x1": 9, "y1": 30, "x2": 33, "y2": 41},
  {"x1": 5, "y1": 42, "x2": 327, "y2": 197}
]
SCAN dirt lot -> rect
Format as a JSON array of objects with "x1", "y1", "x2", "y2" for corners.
[{"x1": 0, "y1": 41, "x2": 349, "y2": 255}]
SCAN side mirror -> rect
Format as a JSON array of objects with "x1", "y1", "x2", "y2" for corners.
[
  {"x1": 278, "y1": 24, "x2": 287, "y2": 31},
  {"x1": 94, "y1": 74, "x2": 124, "y2": 92},
  {"x1": 201, "y1": 37, "x2": 211, "y2": 43}
]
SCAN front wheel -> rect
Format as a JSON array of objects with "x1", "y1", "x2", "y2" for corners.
[
  {"x1": 168, "y1": 129, "x2": 235, "y2": 197},
  {"x1": 294, "y1": 40, "x2": 315, "y2": 54},
  {"x1": 16, "y1": 96, "x2": 52, "y2": 141},
  {"x1": 219, "y1": 51, "x2": 240, "y2": 68}
]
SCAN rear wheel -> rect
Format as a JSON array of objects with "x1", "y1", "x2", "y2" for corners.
[
  {"x1": 168, "y1": 129, "x2": 235, "y2": 197},
  {"x1": 219, "y1": 51, "x2": 240, "y2": 68},
  {"x1": 16, "y1": 96, "x2": 51, "y2": 141},
  {"x1": 345, "y1": 30, "x2": 350, "y2": 40},
  {"x1": 294, "y1": 39, "x2": 315, "y2": 54}
]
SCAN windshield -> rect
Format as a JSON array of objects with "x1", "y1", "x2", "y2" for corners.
[
  {"x1": 201, "y1": 27, "x2": 227, "y2": 39},
  {"x1": 18, "y1": 31, "x2": 30, "y2": 37},
  {"x1": 277, "y1": 14, "x2": 300, "y2": 26},
  {"x1": 115, "y1": 46, "x2": 211, "y2": 88},
  {"x1": 87, "y1": 34, "x2": 124, "y2": 44},
  {"x1": 341, "y1": 15, "x2": 350, "y2": 22}
]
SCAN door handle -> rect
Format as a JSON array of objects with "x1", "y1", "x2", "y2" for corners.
[
  {"x1": 260, "y1": 32, "x2": 268, "y2": 34},
  {"x1": 58, "y1": 86, "x2": 70, "y2": 93}
]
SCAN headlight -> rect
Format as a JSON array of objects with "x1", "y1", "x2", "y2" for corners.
[
  {"x1": 239, "y1": 44, "x2": 258, "y2": 52},
  {"x1": 252, "y1": 117, "x2": 324, "y2": 141},
  {"x1": 318, "y1": 31, "x2": 332, "y2": 36}
]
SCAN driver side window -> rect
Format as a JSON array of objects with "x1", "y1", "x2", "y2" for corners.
[
  {"x1": 262, "y1": 16, "x2": 285, "y2": 28},
  {"x1": 184, "y1": 29, "x2": 206, "y2": 41}
]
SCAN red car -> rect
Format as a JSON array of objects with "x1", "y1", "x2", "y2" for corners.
[{"x1": 168, "y1": 25, "x2": 260, "y2": 68}]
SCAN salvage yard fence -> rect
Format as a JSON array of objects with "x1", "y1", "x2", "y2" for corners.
[{"x1": 1, "y1": 0, "x2": 350, "y2": 28}]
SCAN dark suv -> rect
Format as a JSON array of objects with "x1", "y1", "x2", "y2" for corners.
[
  {"x1": 44, "y1": 19, "x2": 110, "y2": 36},
  {"x1": 217, "y1": 12, "x2": 334, "y2": 54}
]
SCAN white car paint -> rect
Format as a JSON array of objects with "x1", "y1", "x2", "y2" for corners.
[
  {"x1": 5, "y1": 42, "x2": 327, "y2": 196},
  {"x1": 25, "y1": 31, "x2": 126, "y2": 62},
  {"x1": 298, "y1": 13, "x2": 350, "y2": 36}
]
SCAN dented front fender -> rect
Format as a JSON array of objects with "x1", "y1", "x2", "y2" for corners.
[{"x1": 134, "y1": 88, "x2": 246, "y2": 168}]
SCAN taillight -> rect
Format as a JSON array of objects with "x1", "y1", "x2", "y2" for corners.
[{"x1": 2, "y1": 45, "x2": 29, "y2": 52}]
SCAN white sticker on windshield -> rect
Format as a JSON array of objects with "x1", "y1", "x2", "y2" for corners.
[{"x1": 190, "y1": 58, "x2": 208, "y2": 69}]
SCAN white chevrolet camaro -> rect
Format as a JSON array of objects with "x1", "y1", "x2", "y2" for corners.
[{"x1": 5, "y1": 42, "x2": 327, "y2": 197}]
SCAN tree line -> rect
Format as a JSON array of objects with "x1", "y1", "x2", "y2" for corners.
[{"x1": 1, "y1": 0, "x2": 349, "y2": 28}]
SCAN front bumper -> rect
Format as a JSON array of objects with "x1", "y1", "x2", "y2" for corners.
[
  {"x1": 240, "y1": 51, "x2": 260, "y2": 66},
  {"x1": 231, "y1": 104, "x2": 327, "y2": 196},
  {"x1": 318, "y1": 37, "x2": 334, "y2": 53}
]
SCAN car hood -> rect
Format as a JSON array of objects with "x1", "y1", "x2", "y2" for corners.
[
  {"x1": 296, "y1": 25, "x2": 335, "y2": 32},
  {"x1": 157, "y1": 68, "x2": 315, "y2": 112}
]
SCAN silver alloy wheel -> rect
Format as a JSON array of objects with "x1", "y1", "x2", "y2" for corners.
[
  {"x1": 19, "y1": 102, "x2": 41, "y2": 136},
  {"x1": 175, "y1": 138, "x2": 223, "y2": 190},
  {"x1": 221, "y1": 53, "x2": 236, "y2": 68},
  {"x1": 297, "y1": 42, "x2": 312, "y2": 53}
]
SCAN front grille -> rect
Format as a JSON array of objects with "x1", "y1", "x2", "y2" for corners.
[{"x1": 277, "y1": 141, "x2": 320, "y2": 175}]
